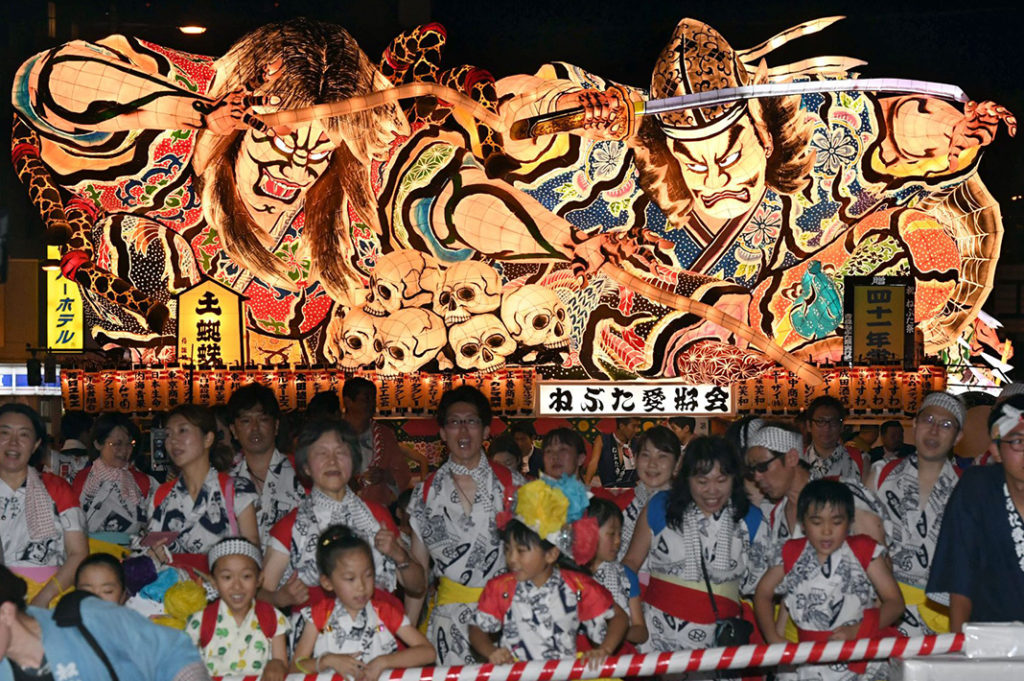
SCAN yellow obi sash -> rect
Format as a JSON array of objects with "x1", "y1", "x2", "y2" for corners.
[
  {"x1": 898, "y1": 581, "x2": 950, "y2": 634},
  {"x1": 10, "y1": 566, "x2": 70, "y2": 607},
  {"x1": 419, "y1": 576, "x2": 486, "y2": 634}
]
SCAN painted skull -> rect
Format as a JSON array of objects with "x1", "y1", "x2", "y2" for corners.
[
  {"x1": 434, "y1": 260, "x2": 503, "y2": 325},
  {"x1": 448, "y1": 314, "x2": 516, "y2": 373},
  {"x1": 327, "y1": 306, "x2": 380, "y2": 370},
  {"x1": 364, "y1": 249, "x2": 441, "y2": 317},
  {"x1": 500, "y1": 285, "x2": 569, "y2": 349},
  {"x1": 373, "y1": 308, "x2": 447, "y2": 376}
]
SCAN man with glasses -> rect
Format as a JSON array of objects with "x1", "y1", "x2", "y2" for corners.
[
  {"x1": 407, "y1": 386, "x2": 522, "y2": 664},
  {"x1": 802, "y1": 396, "x2": 865, "y2": 480},
  {"x1": 928, "y1": 394, "x2": 1024, "y2": 631},
  {"x1": 874, "y1": 392, "x2": 964, "y2": 636},
  {"x1": 745, "y1": 421, "x2": 887, "y2": 557}
]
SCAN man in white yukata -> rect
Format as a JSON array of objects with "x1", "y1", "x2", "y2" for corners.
[
  {"x1": 875, "y1": 391, "x2": 964, "y2": 636},
  {"x1": 227, "y1": 383, "x2": 306, "y2": 550},
  {"x1": 408, "y1": 386, "x2": 522, "y2": 664}
]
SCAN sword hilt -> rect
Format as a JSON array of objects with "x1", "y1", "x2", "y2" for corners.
[{"x1": 509, "y1": 84, "x2": 641, "y2": 140}]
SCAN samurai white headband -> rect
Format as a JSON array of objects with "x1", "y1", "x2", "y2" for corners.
[
  {"x1": 208, "y1": 537, "x2": 262, "y2": 570},
  {"x1": 748, "y1": 424, "x2": 803, "y2": 455},
  {"x1": 991, "y1": 402, "x2": 1024, "y2": 441},
  {"x1": 918, "y1": 392, "x2": 966, "y2": 430}
]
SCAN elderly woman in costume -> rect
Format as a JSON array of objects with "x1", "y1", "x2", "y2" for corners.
[
  {"x1": 494, "y1": 16, "x2": 1015, "y2": 376},
  {"x1": 0, "y1": 404, "x2": 88, "y2": 607},
  {"x1": 623, "y1": 436, "x2": 767, "y2": 663},
  {"x1": 72, "y1": 413, "x2": 155, "y2": 539},
  {"x1": 260, "y1": 418, "x2": 424, "y2": 612},
  {"x1": 145, "y1": 404, "x2": 260, "y2": 573}
]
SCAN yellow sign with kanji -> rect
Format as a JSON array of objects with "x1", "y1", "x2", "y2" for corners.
[
  {"x1": 176, "y1": 279, "x2": 245, "y2": 368},
  {"x1": 845, "y1": 276, "x2": 914, "y2": 366},
  {"x1": 46, "y1": 246, "x2": 83, "y2": 351}
]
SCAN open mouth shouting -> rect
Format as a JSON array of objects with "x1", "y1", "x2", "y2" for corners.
[
  {"x1": 257, "y1": 169, "x2": 303, "y2": 202},
  {"x1": 701, "y1": 188, "x2": 749, "y2": 208}
]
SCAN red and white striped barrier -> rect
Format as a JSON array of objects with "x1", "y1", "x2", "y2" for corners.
[{"x1": 215, "y1": 633, "x2": 963, "y2": 681}]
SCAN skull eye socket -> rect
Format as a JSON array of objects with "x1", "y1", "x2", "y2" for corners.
[
  {"x1": 389, "y1": 347, "x2": 405, "y2": 361},
  {"x1": 460, "y1": 343, "x2": 480, "y2": 357},
  {"x1": 486, "y1": 334, "x2": 506, "y2": 348},
  {"x1": 532, "y1": 314, "x2": 550, "y2": 330},
  {"x1": 377, "y1": 285, "x2": 392, "y2": 301},
  {"x1": 556, "y1": 308, "x2": 566, "y2": 320},
  {"x1": 438, "y1": 291, "x2": 451, "y2": 306},
  {"x1": 346, "y1": 337, "x2": 363, "y2": 350},
  {"x1": 373, "y1": 339, "x2": 384, "y2": 352},
  {"x1": 456, "y1": 287, "x2": 475, "y2": 302}
]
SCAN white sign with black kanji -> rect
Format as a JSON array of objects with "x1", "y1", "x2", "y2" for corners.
[{"x1": 537, "y1": 382, "x2": 734, "y2": 417}]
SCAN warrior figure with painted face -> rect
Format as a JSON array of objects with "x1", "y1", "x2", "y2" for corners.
[{"x1": 495, "y1": 17, "x2": 1015, "y2": 374}]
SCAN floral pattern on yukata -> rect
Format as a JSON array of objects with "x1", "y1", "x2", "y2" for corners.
[
  {"x1": 777, "y1": 540, "x2": 887, "y2": 681},
  {"x1": 474, "y1": 568, "x2": 612, "y2": 661},
  {"x1": 186, "y1": 600, "x2": 290, "y2": 676},
  {"x1": 274, "y1": 488, "x2": 395, "y2": 592},
  {"x1": 146, "y1": 468, "x2": 257, "y2": 555},
  {"x1": 878, "y1": 456, "x2": 959, "y2": 635},
  {"x1": 231, "y1": 449, "x2": 305, "y2": 550},
  {"x1": 408, "y1": 459, "x2": 513, "y2": 665},
  {"x1": 300, "y1": 599, "x2": 408, "y2": 660}
]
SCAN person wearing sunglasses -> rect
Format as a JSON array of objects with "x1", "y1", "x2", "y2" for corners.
[
  {"x1": 928, "y1": 394, "x2": 1024, "y2": 632},
  {"x1": 873, "y1": 392, "x2": 965, "y2": 637},
  {"x1": 745, "y1": 421, "x2": 887, "y2": 560},
  {"x1": 802, "y1": 396, "x2": 865, "y2": 481}
]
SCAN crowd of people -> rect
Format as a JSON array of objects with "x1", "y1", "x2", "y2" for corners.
[{"x1": 3, "y1": 382, "x2": 1024, "y2": 681}]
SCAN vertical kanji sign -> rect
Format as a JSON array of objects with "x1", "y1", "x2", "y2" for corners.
[
  {"x1": 176, "y1": 279, "x2": 246, "y2": 369},
  {"x1": 46, "y1": 246, "x2": 83, "y2": 351},
  {"x1": 843, "y1": 276, "x2": 915, "y2": 368}
]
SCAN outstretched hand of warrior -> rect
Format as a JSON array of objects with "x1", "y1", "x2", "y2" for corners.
[
  {"x1": 569, "y1": 226, "x2": 675, "y2": 286},
  {"x1": 194, "y1": 58, "x2": 284, "y2": 136},
  {"x1": 948, "y1": 100, "x2": 1016, "y2": 170}
]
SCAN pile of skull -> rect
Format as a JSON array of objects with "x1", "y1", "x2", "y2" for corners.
[{"x1": 326, "y1": 250, "x2": 571, "y2": 375}]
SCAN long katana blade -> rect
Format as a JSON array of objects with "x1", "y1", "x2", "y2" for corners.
[
  {"x1": 510, "y1": 78, "x2": 970, "y2": 140},
  {"x1": 640, "y1": 78, "x2": 969, "y2": 117}
]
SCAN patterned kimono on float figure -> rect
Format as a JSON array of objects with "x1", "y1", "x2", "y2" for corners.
[
  {"x1": 491, "y1": 16, "x2": 1014, "y2": 378},
  {"x1": 874, "y1": 392, "x2": 963, "y2": 636},
  {"x1": 469, "y1": 478, "x2": 625, "y2": 664}
]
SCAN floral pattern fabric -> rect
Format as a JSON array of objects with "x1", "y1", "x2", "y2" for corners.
[{"x1": 185, "y1": 600, "x2": 290, "y2": 676}]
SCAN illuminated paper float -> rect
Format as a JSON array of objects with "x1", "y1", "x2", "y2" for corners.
[{"x1": 12, "y1": 17, "x2": 1012, "y2": 384}]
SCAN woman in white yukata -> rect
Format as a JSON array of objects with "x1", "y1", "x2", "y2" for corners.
[
  {"x1": 624, "y1": 436, "x2": 769, "y2": 679},
  {"x1": 0, "y1": 404, "x2": 88, "y2": 607},
  {"x1": 260, "y1": 418, "x2": 424, "y2": 614},
  {"x1": 617, "y1": 426, "x2": 682, "y2": 574},
  {"x1": 73, "y1": 413, "x2": 155, "y2": 539},
  {"x1": 144, "y1": 404, "x2": 260, "y2": 574}
]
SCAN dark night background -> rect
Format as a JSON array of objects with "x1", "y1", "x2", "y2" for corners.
[{"x1": 2, "y1": 0, "x2": 1022, "y2": 346}]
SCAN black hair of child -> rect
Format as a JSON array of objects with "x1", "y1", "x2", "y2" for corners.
[
  {"x1": 586, "y1": 497, "x2": 623, "y2": 527},
  {"x1": 316, "y1": 524, "x2": 375, "y2": 577},
  {"x1": 501, "y1": 518, "x2": 583, "y2": 573},
  {"x1": 796, "y1": 479, "x2": 855, "y2": 523},
  {"x1": 75, "y1": 553, "x2": 126, "y2": 591}
]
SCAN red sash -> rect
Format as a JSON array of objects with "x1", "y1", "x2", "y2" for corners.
[
  {"x1": 795, "y1": 608, "x2": 897, "y2": 673},
  {"x1": 643, "y1": 575, "x2": 740, "y2": 624}
]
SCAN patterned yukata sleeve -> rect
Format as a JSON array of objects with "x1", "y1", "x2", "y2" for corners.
[
  {"x1": 475, "y1": 577, "x2": 508, "y2": 633},
  {"x1": 741, "y1": 511, "x2": 772, "y2": 596},
  {"x1": 576, "y1": 574, "x2": 614, "y2": 643},
  {"x1": 231, "y1": 476, "x2": 259, "y2": 514}
]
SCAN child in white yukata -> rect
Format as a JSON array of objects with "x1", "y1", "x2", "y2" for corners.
[
  {"x1": 469, "y1": 477, "x2": 628, "y2": 665},
  {"x1": 186, "y1": 537, "x2": 290, "y2": 681},
  {"x1": 754, "y1": 480, "x2": 904, "y2": 681},
  {"x1": 587, "y1": 497, "x2": 648, "y2": 647},
  {"x1": 291, "y1": 525, "x2": 435, "y2": 680}
]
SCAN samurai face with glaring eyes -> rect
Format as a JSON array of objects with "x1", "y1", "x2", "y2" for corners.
[{"x1": 234, "y1": 119, "x2": 335, "y2": 215}]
